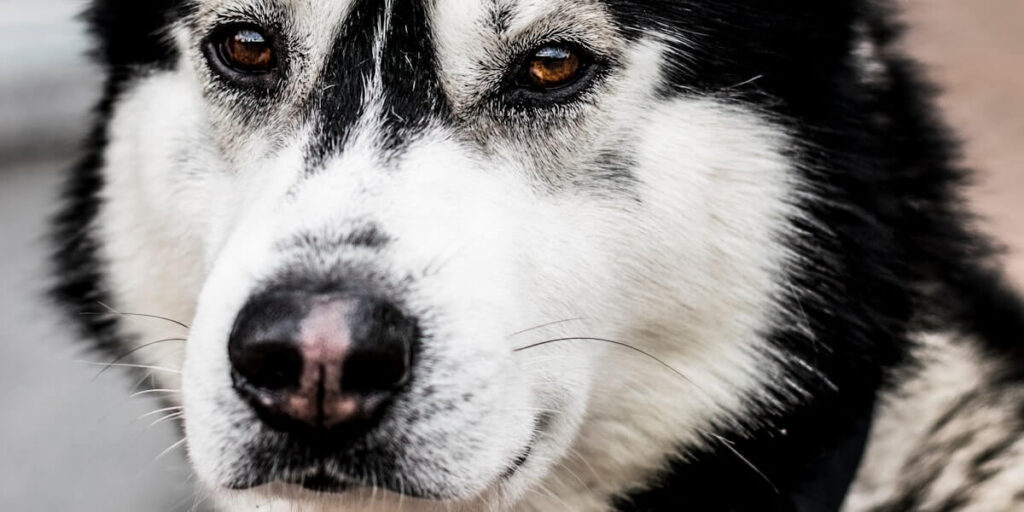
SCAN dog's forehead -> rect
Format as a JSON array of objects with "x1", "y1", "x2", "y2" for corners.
[{"x1": 431, "y1": 0, "x2": 613, "y2": 34}]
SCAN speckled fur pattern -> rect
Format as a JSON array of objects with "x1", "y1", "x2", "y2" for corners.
[{"x1": 51, "y1": 0, "x2": 1024, "y2": 510}]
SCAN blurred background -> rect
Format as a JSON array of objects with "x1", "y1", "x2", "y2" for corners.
[{"x1": 0, "y1": 0, "x2": 1020, "y2": 510}]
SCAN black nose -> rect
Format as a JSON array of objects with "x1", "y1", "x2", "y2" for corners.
[{"x1": 228, "y1": 288, "x2": 417, "y2": 432}]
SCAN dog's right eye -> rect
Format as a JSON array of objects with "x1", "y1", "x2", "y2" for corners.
[
  {"x1": 524, "y1": 46, "x2": 584, "y2": 90},
  {"x1": 204, "y1": 24, "x2": 279, "y2": 86}
]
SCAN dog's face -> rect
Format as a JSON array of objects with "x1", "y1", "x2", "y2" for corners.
[{"x1": 91, "y1": 0, "x2": 811, "y2": 509}]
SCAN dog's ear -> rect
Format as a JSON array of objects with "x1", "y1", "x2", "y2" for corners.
[{"x1": 84, "y1": 0, "x2": 190, "y2": 71}]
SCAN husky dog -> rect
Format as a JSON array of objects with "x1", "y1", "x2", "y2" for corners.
[{"x1": 51, "y1": 0, "x2": 1024, "y2": 510}]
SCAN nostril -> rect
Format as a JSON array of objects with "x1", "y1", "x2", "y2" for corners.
[
  {"x1": 341, "y1": 300, "x2": 416, "y2": 394},
  {"x1": 342, "y1": 347, "x2": 410, "y2": 393},
  {"x1": 228, "y1": 288, "x2": 309, "y2": 394},
  {"x1": 231, "y1": 341, "x2": 303, "y2": 392}
]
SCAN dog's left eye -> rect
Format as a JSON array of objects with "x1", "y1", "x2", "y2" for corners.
[
  {"x1": 204, "y1": 24, "x2": 279, "y2": 85},
  {"x1": 508, "y1": 43, "x2": 597, "y2": 102}
]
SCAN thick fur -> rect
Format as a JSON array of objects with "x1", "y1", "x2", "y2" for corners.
[{"x1": 51, "y1": 0, "x2": 1024, "y2": 510}]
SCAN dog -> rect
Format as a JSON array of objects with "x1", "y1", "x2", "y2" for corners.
[{"x1": 51, "y1": 0, "x2": 1024, "y2": 510}]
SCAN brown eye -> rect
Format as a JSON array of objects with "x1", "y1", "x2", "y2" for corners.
[
  {"x1": 219, "y1": 27, "x2": 275, "y2": 72},
  {"x1": 205, "y1": 24, "x2": 279, "y2": 84},
  {"x1": 526, "y1": 46, "x2": 583, "y2": 89}
]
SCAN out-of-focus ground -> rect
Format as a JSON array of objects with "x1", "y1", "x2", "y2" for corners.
[
  {"x1": 0, "y1": 1, "x2": 1019, "y2": 510},
  {"x1": 0, "y1": 3, "x2": 202, "y2": 510}
]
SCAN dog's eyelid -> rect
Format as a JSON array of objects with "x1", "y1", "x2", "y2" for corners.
[
  {"x1": 506, "y1": 35, "x2": 612, "y2": 65},
  {"x1": 202, "y1": 15, "x2": 282, "y2": 44},
  {"x1": 201, "y1": 1, "x2": 285, "y2": 31}
]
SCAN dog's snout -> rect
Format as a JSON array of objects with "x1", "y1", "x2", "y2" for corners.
[{"x1": 228, "y1": 288, "x2": 417, "y2": 432}]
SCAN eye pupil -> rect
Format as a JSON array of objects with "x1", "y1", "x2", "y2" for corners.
[
  {"x1": 219, "y1": 27, "x2": 275, "y2": 73},
  {"x1": 527, "y1": 46, "x2": 582, "y2": 89}
]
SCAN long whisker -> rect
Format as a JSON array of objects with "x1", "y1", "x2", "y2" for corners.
[
  {"x1": 127, "y1": 371, "x2": 155, "y2": 395},
  {"x1": 76, "y1": 360, "x2": 182, "y2": 376},
  {"x1": 130, "y1": 388, "x2": 182, "y2": 398},
  {"x1": 513, "y1": 337, "x2": 696, "y2": 387},
  {"x1": 187, "y1": 486, "x2": 212, "y2": 512},
  {"x1": 517, "y1": 336, "x2": 777, "y2": 495},
  {"x1": 150, "y1": 411, "x2": 185, "y2": 428},
  {"x1": 81, "y1": 301, "x2": 191, "y2": 330},
  {"x1": 697, "y1": 429, "x2": 778, "y2": 493},
  {"x1": 507, "y1": 318, "x2": 586, "y2": 338},
  {"x1": 155, "y1": 437, "x2": 189, "y2": 461},
  {"x1": 80, "y1": 311, "x2": 191, "y2": 330},
  {"x1": 95, "y1": 338, "x2": 187, "y2": 378},
  {"x1": 139, "y1": 406, "x2": 184, "y2": 421}
]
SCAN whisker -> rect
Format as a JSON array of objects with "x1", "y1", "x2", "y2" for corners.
[
  {"x1": 507, "y1": 318, "x2": 586, "y2": 338},
  {"x1": 127, "y1": 371, "x2": 155, "y2": 395},
  {"x1": 518, "y1": 335, "x2": 774, "y2": 498},
  {"x1": 95, "y1": 338, "x2": 187, "y2": 378},
  {"x1": 150, "y1": 411, "x2": 185, "y2": 428},
  {"x1": 513, "y1": 337, "x2": 697, "y2": 387},
  {"x1": 155, "y1": 437, "x2": 189, "y2": 461},
  {"x1": 697, "y1": 429, "x2": 778, "y2": 493},
  {"x1": 187, "y1": 485, "x2": 212, "y2": 512},
  {"x1": 130, "y1": 388, "x2": 182, "y2": 398},
  {"x1": 722, "y1": 73, "x2": 765, "y2": 91},
  {"x1": 76, "y1": 360, "x2": 183, "y2": 376},
  {"x1": 139, "y1": 406, "x2": 184, "y2": 421},
  {"x1": 81, "y1": 301, "x2": 191, "y2": 330}
]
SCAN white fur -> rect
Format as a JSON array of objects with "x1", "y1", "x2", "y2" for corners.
[{"x1": 845, "y1": 333, "x2": 1024, "y2": 512}]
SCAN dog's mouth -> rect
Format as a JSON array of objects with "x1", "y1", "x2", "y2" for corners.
[
  {"x1": 286, "y1": 470, "x2": 353, "y2": 494},
  {"x1": 227, "y1": 468, "x2": 355, "y2": 494},
  {"x1": 225, "y1": 412, "x2": 555, "y2": 498},
  {"x1": 271, "y1": 438, "x2": 537, "y2": 495},
  {"x1": 500, "y1": 411, "x2": 554, "y2": 480}
]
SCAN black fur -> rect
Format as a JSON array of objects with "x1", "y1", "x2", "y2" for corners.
[
  {"x1": 305, "y1": 0, "x2": 381, "y2": 166},
  {"x1": 606, "y1": 1, "x2": 1024, "y2": 510},
  {"x1": 51, "y1": 0, "x2": 190, "y2": 357},
  {"x1": 307, "y1": 0, "x2": 451, "y2": 167},
  {"x1": 52, "y1": 0, "x2": 1024, "y2": 510}
]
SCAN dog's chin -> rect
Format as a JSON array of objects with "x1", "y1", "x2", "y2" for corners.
[
  {"x1": 291, "y1": 471, "x2": 354, "y2": 494},
  {"x1": 221, "y1": 461, "x2": 507, "y2": 503},
  {"x1": 219, "y1": 439, "x2": 538, "y2": 507},
  {"x1": 210, "y1": 405, "x2": 546, "y2": 501},
  {"x1": 227, "y1": 472, "x2": 440, "y2": 500}
]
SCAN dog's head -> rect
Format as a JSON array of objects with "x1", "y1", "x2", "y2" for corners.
[{"x1": 57, "y1": 0, "x2": 910, "y2": 509}]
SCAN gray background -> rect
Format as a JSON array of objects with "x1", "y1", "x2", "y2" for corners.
[
  {"x1": 1, "y1": 0, "x2": 1021, "y2": 510},
  {"x1": 1, "y1": 1, "x2": 199, "y2": 510}
]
